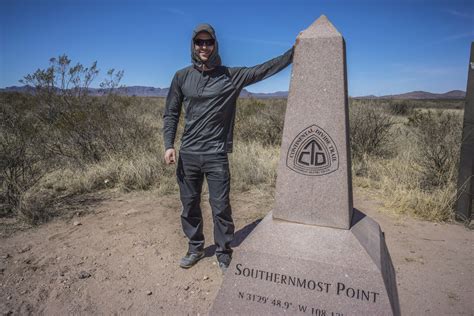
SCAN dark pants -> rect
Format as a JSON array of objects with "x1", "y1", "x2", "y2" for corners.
[{"x1": 177, "y1": 152, "x2": 234, "y2": 260}]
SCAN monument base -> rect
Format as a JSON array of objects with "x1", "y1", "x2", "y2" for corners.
[{"x1": 210, "y1": 211, "x2": 400, "y2": 315}]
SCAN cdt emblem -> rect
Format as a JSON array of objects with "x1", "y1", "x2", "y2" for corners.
[{"x1": 286, "y1": 125, "x2": 339, "y2": 176}]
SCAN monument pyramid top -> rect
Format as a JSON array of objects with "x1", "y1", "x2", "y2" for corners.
[{"x1": 299, "y1": 15, "x2": 342, "y2": 39}]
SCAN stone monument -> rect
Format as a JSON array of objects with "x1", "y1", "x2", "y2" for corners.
[
  {"x1": 455, "y1": 42, "x2": 473, "y2": 222},
  {"x1": 210, "y1": 16, "x2": 400, "y2": 315}
]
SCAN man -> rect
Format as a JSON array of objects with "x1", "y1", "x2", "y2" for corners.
[{"x1": 163, "y1": 23, "x2": 293, "y2": 272}]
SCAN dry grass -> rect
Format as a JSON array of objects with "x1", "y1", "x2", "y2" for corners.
[
  {"x1": 352, "y1": 155, "x2": 458, "y2": 221},
  {"x1": 0, "y1": 92, "x2": 466, "y2": 224},
  {"x1": 230, "y1": 141, "x2": 279, "y2": 191},
  {"x1": 351, "y1": 106, "x2": 463, "y2": 221}
]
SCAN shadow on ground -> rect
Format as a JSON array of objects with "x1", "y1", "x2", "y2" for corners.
[{"x1": 203, "y1": 219, "x2": 262, "y2": 258}]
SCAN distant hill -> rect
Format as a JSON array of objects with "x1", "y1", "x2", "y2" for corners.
[
  {"x1": 246, "y1": 90, "x2": 289, "y2": 98},
  {"x1": 118, "y1": 87, "x2": 288, "y2": 98},
  {"x1": 0, "y1": 86, "x2": 465, "y2": 100},
  {"x1": 111, "y1": 87, "x2": 289, "y2": 98},
  {"x1": 116, "y1": 86, "x2": 169, "y2": 97},
  {"x1": 0, "y1": 85, "x2": 170, "y2": 97},
  {"x1": 354, "y1": 90, "x2": 466, "y2": 100},
  {"x1": 0, "y1": 85, "x2": 37, "y2": 94},
  {"x1": 0, "y1": 85, "x2": 287, "y2": 98}
]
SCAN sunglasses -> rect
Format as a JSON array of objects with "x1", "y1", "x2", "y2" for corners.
[{"x1": 194, "y1": 39, "x2": 215, "y2": 47}]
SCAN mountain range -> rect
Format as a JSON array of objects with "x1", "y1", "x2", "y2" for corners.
[
  {"x1": 354, "y1": 90, "x2": 466, "y2": 100},
  {"x1": 0, "y1": 85, "x2": 466, "y2": 99}
]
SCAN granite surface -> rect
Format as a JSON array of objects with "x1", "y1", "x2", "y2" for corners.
[
  {"x1": 210, "y1": 211, "x2": 400, "y2": 315},
  {"x1": 210, "y1": 16, "x2": 399, "y2": 316},
  {"x1": 273, "y1": 15, "x2": 353, "y2": 229},
  {"x1": 455, "y1": 42, "x2": 473, "y2": 220}
]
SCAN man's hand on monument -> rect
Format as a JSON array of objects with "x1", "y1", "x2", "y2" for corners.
[
  {"x1": 294, "y1": 31, "x2": 303, "y2": 48},
  {"x1": 164, "y1": 148, "x2": 176, "y2": 165}
]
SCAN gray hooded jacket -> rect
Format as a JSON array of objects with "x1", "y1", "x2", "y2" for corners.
[{"x1": 163, "y1": 23, "x2": 293, "y2": 154}]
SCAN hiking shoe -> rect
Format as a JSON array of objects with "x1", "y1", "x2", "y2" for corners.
[
  {"x1": 179, "y1": 251, "x2": 205, "y2": 269},
  {"x1": 218, "y1": 261, "x2": 230, "y2": 273},
  {"x1": 217, "y1": 255, "x2": 232, "y2": 273}
]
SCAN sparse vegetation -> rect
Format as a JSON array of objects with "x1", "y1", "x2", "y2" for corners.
[
  {"x1": 350, "y1": 99, "x2": 463, "y2": 221},
  {"x1": 408, "y1": 110, "x2": 462, "y2": 187},
  {"x1": 1, "y1": 56, "x2": 161, "y2": 223},
  {"x1": 0, "y1": 56, "x2": 465, "y2": 224},
  {"x1": 387, "y1": 100, "x2": 413, "y2": 116},
  {"x1": 349, "y1": 103, "x2": 396, "y2": 160},
  {"x1": 234, "y1": 98, "x2": 286, "y2": 146}
]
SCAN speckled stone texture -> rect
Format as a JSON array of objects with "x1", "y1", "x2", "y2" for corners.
[
  {"x1": 273, "y1": 15, "x2": 353, "y2": 229},
  {"x1": 210, "y1": 16, "x2": 399, "y2": 316},
  {"x1": 210, "y1": 211, "x2": 400, "y2": 315},
  {"x1": 455, "y1": 42, "x2": 473, "y2": 220}
]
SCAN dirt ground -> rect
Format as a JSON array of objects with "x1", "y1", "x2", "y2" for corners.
[{"x1": 0, "y1": 189, "x2": 472, "y2": 315}]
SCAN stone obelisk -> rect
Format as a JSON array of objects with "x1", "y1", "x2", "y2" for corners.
[
  {"x1": 455, "y1": 42, "x2": 474, "y2": 222},
  {"x1": 210, "y1": 16, "x2": 399, "y2": 315},
  {"x1": 273, "y1": 16, "x2": 353, "y2": 229}
]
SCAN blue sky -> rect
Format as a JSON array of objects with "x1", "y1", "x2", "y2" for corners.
[{"x1": 1, "y1": 0, "x2": 473, "y2": 96}]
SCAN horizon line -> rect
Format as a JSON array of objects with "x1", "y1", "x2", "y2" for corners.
[{"x1": 0, "y1": 84, "x2": 466, "y2": 97}]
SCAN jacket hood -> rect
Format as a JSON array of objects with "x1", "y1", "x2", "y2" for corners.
[{"x1": 191, "y1": 23, "x2": 221, "y2": 69}]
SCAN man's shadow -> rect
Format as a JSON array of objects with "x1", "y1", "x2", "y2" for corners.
[
  {"x1": 203, "y1": 219, "x2": 262, "y2": 258},
  {"x1": 203, "y1": 209, "x2": 367, "y2": 257}
]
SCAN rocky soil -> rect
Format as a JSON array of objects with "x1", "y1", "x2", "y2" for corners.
[{"x1": 0, "y1": 189, "x2": 472, "y2": 315}]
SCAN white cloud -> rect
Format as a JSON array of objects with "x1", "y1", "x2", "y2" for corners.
[
  {"x1": 445, "y1": 9, "x2": 474, "y2": 19},
  {"x1": 439, "y1": 31, "x2": 474, "y2": 43}
]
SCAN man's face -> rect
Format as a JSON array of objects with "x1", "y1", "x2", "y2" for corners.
[{"x1": 194, "y1": 32, "x2": 215, "y2": 62}]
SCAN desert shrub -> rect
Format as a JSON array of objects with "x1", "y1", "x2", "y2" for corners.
[
  {"x1": 234, "y1": 98, "x2": 286, "y2": 146},
  {"x1": 407, "y1": 110, "x2": 462, "y2": 189},
  {"x1": 18, "y1": 189, "x2": 55, "y2": 224},
  {"x1": 353, "y1": 98, "x2": 464, "y2": 111},
  {"x1": 387, "y1": 100, "x2": 413, "y2": 116},
  {"x1": 349, "y1": 104, "x2": 395, "y2": 159},
  {"x1": 20, "y1": 56, "x2": 155, "y2": 164},
  {"x1": 0, "y1": 55, "x2": 161, "y2": 222},
  {"x1": 0, "y1": 93, "x2": 50, "y2": 216}
]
